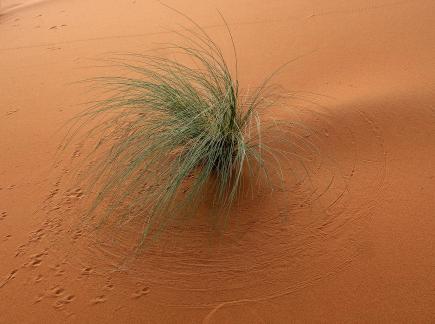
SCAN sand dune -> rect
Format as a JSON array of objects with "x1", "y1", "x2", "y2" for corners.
[{"x1": 1, "y1": 0, "x2": 435, "y2": 322}]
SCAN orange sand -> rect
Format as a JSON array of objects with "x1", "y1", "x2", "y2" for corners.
[{"x1": 1, "y1": 0, "x2": 435, "y2": 322}]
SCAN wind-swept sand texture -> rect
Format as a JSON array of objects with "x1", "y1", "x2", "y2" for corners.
[{"x1": 1, "y1": 0, "x2": 435, "y2": 322}]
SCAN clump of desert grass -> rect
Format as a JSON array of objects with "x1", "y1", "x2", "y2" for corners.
[{"x1": 64, "y1": 13, "x2": 298, "y2": 243}]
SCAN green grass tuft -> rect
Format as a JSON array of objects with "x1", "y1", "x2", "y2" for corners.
[{"x1": 66, "y1": 12, "x2": 294, "y2": 243}]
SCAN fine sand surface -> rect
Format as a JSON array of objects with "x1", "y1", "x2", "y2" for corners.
[{"x1": 1, "y1": 0, "x2": 435, "y2": 322}]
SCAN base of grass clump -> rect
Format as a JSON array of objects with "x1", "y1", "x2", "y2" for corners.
[{"x1": 66, "y1": 10, "x2": 300, "y2": 243}]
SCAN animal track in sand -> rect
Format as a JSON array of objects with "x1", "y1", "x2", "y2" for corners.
[
  {"x1": 15, "y1": 244, "x2": 26, "y2": 257},
  {"x1": 131, "y1": 287, "x2": 150, "y2": 299},
  {"x1": 25, "y1": 251, "x2": 48, "y2": 268},
  {"x1": 46, "y1": 188, "x2": 59, "y2": 201},
  {"x1": 31, "y1": 259, "x2": 42, "y2": 267},
  {"x1": 0, "y1": 269, "x2": 18, "y2": 289},
  {"x1": 34, "y1": 294, "x2": 44, "y2": 304},
  {"x1": 68, "y1": 188, "x2": 84, "y2": 199},
  {"x1": 50, "y1": 264, "x2": 66, "y2": 277},
  {"x1": 61, "y1": 188, "x2": 84, "y2": 208},
  {"x1": 29, "y1": 228, "x2": 45, "y2": 243},
  {"x1": 90, "y1": 295, "x2": 107, "y2": 305},
  {"x1": 50, "y1": 286, "x2": 65, "y2": 297},
  {"x1": 53, "y1": 294, "x2": 75, "y2": 309},
  {"x1": 34, "y1": 274, "x2": 43, "y2": 283},
  {"x1": 71, "y1": 145, "x2": 82, "y2": 158},
  {"x1": 46, "y1": 285, "x2": 76, "y2": 310},
  {"x1": 71, "y1": 229, "x2": 82, "y2": 241},
  {"x1": 5, "y1": 109, "x2": 19, "y2": 116},
  {"x1": 103, "y1": 277, "x2": 114, "y2": 291},
  {"x1": 49, "y1": 24, "x2": 67, "y2": 30},
  {"x1": 81, "y1": 267, "x2": 93, "y2": 276},
  {"x1": 103, "y1": 283, "x2": 114, "y2": 291}
]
